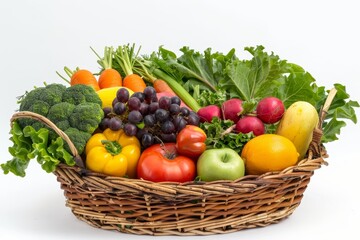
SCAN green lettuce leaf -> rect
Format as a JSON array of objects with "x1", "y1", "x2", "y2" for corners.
[
  {"x1": 1, "y1": 121, "x2": 75, "y2": 177},
  {"x1": 222, "y1": 46, "x2": 292, "y2": 101}
]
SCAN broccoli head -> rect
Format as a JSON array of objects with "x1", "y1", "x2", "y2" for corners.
[
  {"x1": 38, "y1": 83, "x2": 66, "y2": 106},
  {"x1": 47, "y1": 102, "x2": 76, "y2": 124},
  {"x1": 62, "y1": 84, "x2": 102, "y2": 106},
  {"x1": 16, "y1": 83, "x2": 104, "y2": 155},
  {"x1": 19, "y1": 87, "x2": 45, "y2": 111}
]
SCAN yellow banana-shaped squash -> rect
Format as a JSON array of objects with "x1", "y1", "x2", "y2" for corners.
[{"x1": 276, "y1": 101, "x2": 319, "y2": 160}]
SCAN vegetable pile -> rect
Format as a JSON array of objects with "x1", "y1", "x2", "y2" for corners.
[{"x1": 2, "y1": 44, "x2": 358, "y2": 181}]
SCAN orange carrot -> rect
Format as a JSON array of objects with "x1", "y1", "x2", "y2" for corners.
[
  {"x1": 91, "y1": 46, "x2": 122, "y2": 89},
  {"x1": 57, "y1": 67, "x2": 100, "y2": 91},
  {"x1": 98, "y1": 68, "x2": 122, "y2": 89},
  {"x1": 123, "y1": 73, "x2": 146, "y2": 92},
  {"x1": 115, "y1": 44, "x2": 146, "y2": 92},
  {"x1": 153, "y1": 79, "x2": 176, "y2": 94}
]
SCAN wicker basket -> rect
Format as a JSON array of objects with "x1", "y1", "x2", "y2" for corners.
[{"x1": 10, "y1": 91, "x2": 335, "y2": 236}]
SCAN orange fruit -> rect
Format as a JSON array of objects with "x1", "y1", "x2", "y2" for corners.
[{"x1": 241, "y1": 134, "x2": 299, "y2": 175}]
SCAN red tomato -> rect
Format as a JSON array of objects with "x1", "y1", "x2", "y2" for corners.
[
  {"x1": 137, "y1": 143, "x2": 196, "y2": 182},
  {"x1": 176, "y1": 125, "x2": 207, "y2": 159}
]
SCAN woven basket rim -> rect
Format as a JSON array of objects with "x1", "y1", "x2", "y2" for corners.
[{"x1": 11, "y1": 108, "x2": 328, "y2": 189}]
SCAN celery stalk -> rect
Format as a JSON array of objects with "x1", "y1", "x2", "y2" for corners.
[{"x1": 153, "y1": 69, "x2": 201, "y2": 112}]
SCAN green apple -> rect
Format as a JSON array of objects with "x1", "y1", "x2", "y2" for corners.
[{"x1": 197, "y1": 148, "x2": 245, "y2": 181}]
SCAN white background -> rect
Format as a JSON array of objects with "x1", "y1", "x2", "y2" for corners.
[{"x1": 1, "y1": 0, "x2": 359, "y2": 239}]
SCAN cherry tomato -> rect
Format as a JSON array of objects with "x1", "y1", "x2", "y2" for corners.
[{"x1": 137, "y1": 143, "x2": 196, "y2": 182}]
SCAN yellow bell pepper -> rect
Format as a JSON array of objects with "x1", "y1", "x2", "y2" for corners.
[{"x1": 85, "y1": 128, "x2": 141, "y2": 177}]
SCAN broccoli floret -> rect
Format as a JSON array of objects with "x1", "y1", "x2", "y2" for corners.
[
  {"x1": 64, "y1": 128, "x2": 91, "y2": 155},
  {"x1": 19, "y1": 87, "x2": 45, "y2": 111},
  {"x1": 38, "y1": 84, "x2": 66, "y2": 106},
  {"x1": 47, "y1": 102, "x2": 76, "y2": 124},
  {"x1": 69, "y1": 103, "x2": 104, "y2": 134},
  {"x1": 62, "y1": 84, "x2": 102, "y2": 106},
  {"x1": 29, "y1": 100, "x2": 50, "y2": 116},
  {"x1": 18, "y1": 100, "x2": 50, "y2": 129}
]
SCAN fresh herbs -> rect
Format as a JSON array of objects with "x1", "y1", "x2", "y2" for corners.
[{"x1": 200, "y1": 118, "x2": 254, "y2": 153}]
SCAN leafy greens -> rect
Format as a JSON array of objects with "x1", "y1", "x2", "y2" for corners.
[{"x1": 150, "y1": 45, "x2": 358, "y2": 143}]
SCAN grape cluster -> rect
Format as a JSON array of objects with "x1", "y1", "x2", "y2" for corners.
[{"x1": 99, "y1": 86, "x2": 200, "y2": 148}]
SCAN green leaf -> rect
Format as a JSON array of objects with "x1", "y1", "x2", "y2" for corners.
[
  {"x1": 222, "y1": 46, "x2": 291, "y2": 101},
  {"x1": 322, "y1": 118, "x2": 347, "y2": 143},
  {"x1": 1, "y1": 157, "x2": 29, "y2": 177},
  {"x1": 47, "y1": 137, "x2": 74, "y2": 166},
  {"x1": 275, "y1": 72, "x2": 318, "y2": 108},
  {"x1": 1, "y1": 121, "x2": 74, "y2": 177}
]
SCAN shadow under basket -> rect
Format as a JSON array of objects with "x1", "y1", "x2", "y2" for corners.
[{"x1": 11, "y1": 109, "x2": 329, "y2": 236}]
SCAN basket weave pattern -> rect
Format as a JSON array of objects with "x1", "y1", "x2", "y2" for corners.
[{"x1": 11, "y1": 111, "x2": 327, "y2": 236}]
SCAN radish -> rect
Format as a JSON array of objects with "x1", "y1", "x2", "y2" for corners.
[
  {"x1": 235, "y1": 116, "x2": 265, "y2": 136},
  {"x1": 256, "y1": 97, "x2": 285, "y2": 124},
  {"x1": 197, "y1": 105, "x2": 222, "y2": 122},
  {"x1": 221, "y1": 98, "x2": 243, "y2": 123}
]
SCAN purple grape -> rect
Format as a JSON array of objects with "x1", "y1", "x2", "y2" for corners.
[
  {"x1": 141, "y1": 133, "x2": 154, "y2": 148},
  {"x1": 143, "y1": 86, "x2": 156, "y2": 102},
  {"x1": 149, "y1": 102, "x2": 159, "y2": 113},
  {"x1": 180, "y1": 107, "x2": 190, "y2": 116},
  {"x1": 144, "y1": 114, "x2": 156, "y2": 127},
  {"x1": 139, "y1": 102, "x2": 149, "y2": 115},
  {"x1": 173, "y1": 116, "x2": 187, "y2": 131},
  {"x1": 132, "y1": 92, "x2": 145, "y2": 102},
  {"x1": 170, "y1": 96, "x2": 181, "y2": 106},
  {"x1": 161, "y1": 120, "x2": 175, "y2": 134},
  {"x1": 128, "y1": 110, "x2": 143, "y2": 124},
  {"x1": 113, "y1": 102, "x2": 126, "y2": 115},
  {"x1": 99, "y1": 117, "x2": 110, "y2": 130},
  {"x1": 158, "y1": 96, "x2": 171, "y2": 110},
  {"x1": 128, "y1": 97, "x2": 141, "y2": 111},
  {"x1": 187, "y1": 113, "x2": 200, "y2": 126},
  {"x1": 155, "y1": 109, "x2": 169, "y2": 123},
  {"x1": 117, "y1": 88, "x2": 130, "y2": 103},
  {"x1": 109, "y1": 117, "x2": 122, "y2": 131},
  {"x1": 124, "y1": 123, "x2": 137, "y2": 136},
  {"x1": 169, "y1": 104, "x2": 180, "y2": 115}
]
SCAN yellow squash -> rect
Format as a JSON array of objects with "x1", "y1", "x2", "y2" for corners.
[{"x1": 276, "y1": 101, "x2": 319, "y2": 160}]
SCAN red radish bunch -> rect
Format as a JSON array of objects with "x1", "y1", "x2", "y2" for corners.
[{"x1": 197, "y1": 97, "x2": 285, "y2": 136}]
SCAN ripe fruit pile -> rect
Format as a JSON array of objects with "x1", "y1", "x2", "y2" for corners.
[{"x1": 100, "y1": 86, "x2": 200, "y2": 149}]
